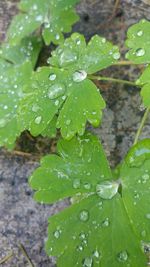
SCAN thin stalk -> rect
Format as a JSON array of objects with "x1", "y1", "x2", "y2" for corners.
[
  {"x1": 133, "y1": 107, "x2": 150, "y2": 145},
  {"x1": 112, "y1": 60, "x2": 136, "y2": 66},
  {"x1": 89, "y1": 75, "x2": 137, "y2": 87},
  {"x1": 19, "y1": 243, "x2": 35, "y2": 267},
  {"x1": 0, "y1": 251, "x2": 13, "y2": 264}
]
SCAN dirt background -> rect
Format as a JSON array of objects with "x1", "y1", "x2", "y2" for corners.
[{"x1": 0, "y1": 0, "x2": 150, "y2": 266}]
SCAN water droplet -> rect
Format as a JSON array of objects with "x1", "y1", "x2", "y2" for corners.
[
  {"x1": 101, "y1": 38, "x2": 106, "y2": 43},
  {"x1": 96, "y1": 180, "x2": 119, "y2": 200},
  {"x1": 44, "y1": 22, "x2": 50, "y2": 28},
  {"x1": 93, "y1": 249, "x2": 100, "y2": 258},
  {"x1": 82, "y1": 257, "x2": 93, "y2": 267},
  {"x1": 32, "y1": 104, "x2": 40, "y2": 112},
  {"x1": 36, "y1": 15, "x2": 43, "y2": 22},
  {"x1": 0, "y1": 118, "x2": 7, "y2": 128},
  {"x1": 117, "y1": 251, "x2": 128, "y2": 262},
  {"x1": 79, "y1": 210, "x2": 89, "y2": 222},
  {"x1": 137, "y1": 30, "x2": 143, "y2": 36},
  {"x1": 48, "y1": 84, "x2": 65, "y2": 99},
  {"x1": 66, "y1": 119, "x2": 71, "y2": 125},
  {"x1": 56, "y1": 34, "x2": 60, "y2": 40},
  {"x1": 146, "y1": 213, "x2": 150, "y2": 219},
  {"x1": 102, "y1": 217, "x2": 109, "y2": 227},
  {"x1": 55, "y1": 100, "x2": 59, "y2": 106},
  {"x1": 3, "y1": 105, "x2": 8, "y2": 110},
  {"x1": 142, "y1": 173, "x2": 149, "y2": 183},
  {"x1": 83, "y1": 183, "x2": 91, "y2": 190},
  {"x1": 77, "y1": 245, "x2": 84, "y2": 252},
  {"x1": 53, "y1": 230, "x2": 61, "y2": 239},
  {"x1": 136, "y1": 48, "x2": 145, "y2": 57},
  {"x1": 73, "y1": 70, "x2": 87, "y2": 83},
  {"x1": 112, "y1": 52, "x2": 120, "y2": 60},
  {"x1": 73, "y1": 179, "x2": 80, "y2": 189},
  {"x1": 34, "y1": 116, "x2": 42, "y2": 124},
  {"x1": 79, "y1": 233, "x2": 86, "y2": 239},
  {"x1": 49, "y1": 73, "x2": 56, "y2": 81}
]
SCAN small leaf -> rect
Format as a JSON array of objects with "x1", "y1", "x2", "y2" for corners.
[
  {"x1": 7, "y1": 0, "x2": 80, "y2": 45},
  {"x1": 29, "y1": 134, "x2": 150, "y2": 266},
  {"x1": 125, "y1": 19, "x2": 150, "y2": 63}
]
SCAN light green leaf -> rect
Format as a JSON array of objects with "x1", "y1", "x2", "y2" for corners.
[
  {"x1": 29, "y1": 134, "x2": 150, "y2": 267},
  {"x1": 49, "y1": 33, "x2": 120, "y2": 73},
  {"x1": 0, "y1": 61, "x2": 33, "y2": 148},
  {"x1": 7, "y1": 0, "x2": 80, "y2": 45},
  {"x1": 19, "y1": 33, "x2": 120, "y2": 139},
  {"x1": 136, "y1": 65, "x2": 150, "y2": 107},
  {"x1": 125, "y1": 19, "x2": 150, "y2": 64}
]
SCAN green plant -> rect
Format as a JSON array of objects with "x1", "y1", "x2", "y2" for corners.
[{"x1": 0, "y1": 1, "x2": 150, "y2": 266}]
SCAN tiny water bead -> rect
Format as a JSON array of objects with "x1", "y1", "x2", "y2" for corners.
[
  {"x1": 112, "y1": 52, "x2": 120, "y2": 60},
  {"x1": 102, "y1": 217, "x2": 109, "y2": 227},
  {"x1": 137, "y1": 30, "x2": 143, "y2": 36},
  {"x1": 93, "y1": 249, "x2": 100, "y2": 258},
  {"x1": 53, "y1": 230, "x2": 61, "y2": 239},
  {"x1": 73, "y1": 179, "x2": 80, "y2": 189},
  {"x1": 79, "y1": 210, "x2": 89, "y2": 222},
  {"x1": 136, "y1": 48, "x2": 145, "y2": 57},
  {"x1": 117, "y1": 250, "x2": 128, "y2": 262},
  {"x1": 76, "y1": 245, "x2": 84, "y2": 252},
  {"x1": 34, "y1": 116, "x2": 42, "y2": 124},
  {"x1": 82, "y1": 257, "x2": 93, "y2": 267},
  {"x1": 73, "y1": 70, "x2": 87, "y2": 83},
  {"x1": 49, "y1": 73, "x2": 56, "y2": 81},
  {"x1": 66, "y1": 119, "x2": 71, "y2": 126}
]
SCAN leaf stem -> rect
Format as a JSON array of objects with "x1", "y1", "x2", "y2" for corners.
[
  {"x1": 89, "y1": 75, "x2": 137, "y2": 86},
  {"x1": 112, "y1": 60, "x2": 136, "y2": 66},
  {"x1": 0, "y1": 251, "x2": 13, "y2": 264},
  {"x1": 133, "y1": 108, "x2": 150, "y2": 145},
  {"x1": 19, "y1": 243, "x2": 35, "y2": 267}
]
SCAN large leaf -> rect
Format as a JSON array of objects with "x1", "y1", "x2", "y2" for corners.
[
  {"x1": 7, "y1": 0, "x2": 80, "y2": 45},
  {"x1": 29, "y1": 133, "x2": 150, "y2": 267},
  {"x1": 125, "y1": 19, "x2": 150, "y2": 64},
  {"x1": 19, "y1": 33, "x2": 120, "y2": 139},
  {"x1": 136, "y1": 65, "x2": 150, "y2": 108}
]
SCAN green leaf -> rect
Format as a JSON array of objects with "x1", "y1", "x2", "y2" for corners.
[
  {"x1": 125, "y1": 19, "x2": 150, "y2": 64},
  {"x1": 49, "y1": 33, "x2": 120, "y2": 73},
  {"x1": 19, "y1": 33, "x2": 120, "y2": 139},
  {"x1": 0, "y1": 36, "x2": 42, "y2": 66},
  {"x1": 29, "y1": 134, "x2": 150, "y2": 267},
  {"x1": 136, "y1": 65, "x2": 150, "y2": 107},
  {"x1": 7, "y1": 0, "x2": 80, "y2": 46},
  {"x1": 0, "y1": 61, "x2": 33, "y2": 148}
]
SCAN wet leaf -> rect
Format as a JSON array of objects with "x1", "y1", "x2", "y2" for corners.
[
  {"x1": 0, "y1": 37, "x2": 41, "y2": 148},
  {"x1": 7, "y1": 0, "x2": 80, "y2": 45},
  {"x1": 29, "y1": 134, "x2": 150, "y2": 266},
  {"x1": 125, "y1": 19, "x2": 150, "y2": 63},
  {"x1": 19, "y1": 33, "x2": 120, "y2": 139}
]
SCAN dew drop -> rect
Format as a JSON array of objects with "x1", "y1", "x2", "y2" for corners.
[
  {"x1": 142, "y1": 173, "x2": 149, "y2": 183},
  {"x1": 53, "y1": 230, "x2": 61, "y2": 239},
  {"x1": 102, "y1": 217, "x2": 109, "y2": 227},
  {"x1": 76, "y1": 245, "x2": 83, "y2": 252},
  {"x1": 137, "y1": 30, "x2": 143, "y2": 36},
  {"x1": 55, "y1": 100, "x2": 59, "y2": 106},
  {"x1": 48, "y1": 84, "x2": 65, "y2": 99},
  {"x1": 79, "y1": 210, "x2": 89, "y2": 222},
  {"x1": 49, "y1": 73, "x2": 56, "y2": 81},
  {"x1": 112, "y1": 52, "x2": 120, "y2": 60},
  {"x1": 3, "y1": 105, "x2": 8, "y2": 110},
  {"x1": 66, "y1": 119, "x2": 71, "y2": 125},
  {"x1": 83, "y1": 183, "x2": 91, "y2": 190},
  {"x1": 145, "y1": 213, "x2": 150, "y2": 219},
  {"x1": 136, "y1": 48, "x2": 145, "y2": 57},
  {"x1": 34, "y1": 116, "x2": 42, "y2": 124},
  {"x1": 56, "y1": 34, "x2": 60, "y2": 40},
  {"x1": 96, "y1": 180, "x2": 119, "y2": 200},
  {"x1": 73, "y1": 179, "x2": 80, "y2": 189},
  {"x1": 32, "y1": 104, "x2": 40, "y2": 112},
  {"x1": 82, "y1": 257, "x2": 93, "y2": 267},
  {"x1": 93, "y1": 249, "x2": 100, "y2": 258},
  {"x1": 117, "y1": 250, "x2": 128, "y2": 262},
  {"x1": 73, "y1": 70, "x2": 87, "y2": 82}
]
